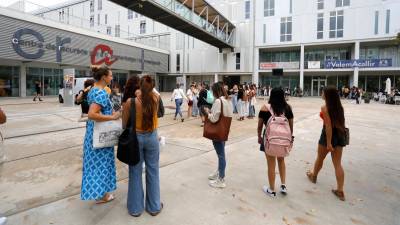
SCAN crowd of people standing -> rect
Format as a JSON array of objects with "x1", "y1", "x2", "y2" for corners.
[{"x1": 60, "y1": 65, "x2": 350, "y2": 220}]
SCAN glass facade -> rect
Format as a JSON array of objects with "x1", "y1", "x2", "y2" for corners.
[
  {"x1": 0, "y1": 66, "x2": 20, "y2": 97},
  {"x1": 260, "y1": 74, "x2": 299, "y2": 91},
  {"x1": 360, "y1": 46, "x2": 400, "y2": 67},
  {"x1": 260, "y1": 50, "x2": 300, "y2": 62},
  {"x1": 304, "y1": 47, "x2": 351, "y2": 68},
  {"x1": 26, "y1": 67, "x2": 63, "y2": 96}
]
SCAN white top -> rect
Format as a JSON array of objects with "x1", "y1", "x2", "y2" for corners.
[
  {"x1": 208, "y1": 97, "x2": 233, "y2": 123},
  {"x1": 172, "y1": 88, "x2": 186, "y2": 100}
]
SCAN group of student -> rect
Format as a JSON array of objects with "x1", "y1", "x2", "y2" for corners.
[{"x1": 80, "y1": 65, "x2": 348, "y2": 219}]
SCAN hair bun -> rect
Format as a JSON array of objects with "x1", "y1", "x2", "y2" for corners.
[{"x1": 90, "y1": 65, "x2": 100, "y2": 73}]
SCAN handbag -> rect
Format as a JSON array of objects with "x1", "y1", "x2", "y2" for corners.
[
  {"x1": 203, "y1": 98, "x2": 232, "y2": 141},
  {"x1": 93, "y1": 119, "x2": 122, "y2": 149},
  {"x1": 344, "y1": 128, "x2": 350, "y2": 146},
  {"x1": 117, "y1": 98, "x2": 140, "y2": 166}
]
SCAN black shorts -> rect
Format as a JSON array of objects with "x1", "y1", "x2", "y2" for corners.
[{"x1": 318, "y1": 127, "x2": 346, "y2": 147}]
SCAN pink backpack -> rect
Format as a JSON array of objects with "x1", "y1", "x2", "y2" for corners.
[{"x1": 264, "y1": 105, "x2": 293, "y2": 157}]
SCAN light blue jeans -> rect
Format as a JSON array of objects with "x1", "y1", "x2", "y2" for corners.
[
  {"x1": 127, "y1": 130, "x2": 161, "y2": 215},
  {"x1": 175, "y1": 98, "x2": 183, "y2": 118},
  {"x1": 212, "y1": 141, "x2": 226, "y2": 179}
]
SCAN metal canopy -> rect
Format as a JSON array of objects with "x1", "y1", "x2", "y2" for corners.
[{"x1": 109, "y1": 0, "x2": 235, "y2": 50}]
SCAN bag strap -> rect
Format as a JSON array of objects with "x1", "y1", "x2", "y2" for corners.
[{"x1": 127, "y1": 97, "x2": 136, "y2": 131}]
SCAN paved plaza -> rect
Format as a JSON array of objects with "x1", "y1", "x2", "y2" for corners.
[{"x1": 0, "y1": 95, "x2": 399, "y2": 225}]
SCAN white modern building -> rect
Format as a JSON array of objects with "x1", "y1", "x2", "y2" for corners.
[{"x1": 1, "y1": 0, "x2": 399, "y2": 97}]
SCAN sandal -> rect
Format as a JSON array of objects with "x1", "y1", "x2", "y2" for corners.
[
  {"x1": 306, "y1": 171, "x2": 317, "y2": 184},
  {"x1": 146, "y1": 203, "x2": 164, "y2": 216},
  {"x1": 95, "y1": 193, "x2": 115, "y2": 204},
  {"x1": 332, "y1": 189, "x2": 345, "y2": 201}
]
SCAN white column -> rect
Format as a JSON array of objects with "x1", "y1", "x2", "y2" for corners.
[
  {"x1": 252, "y1": 47, "x2": 259, "y2": 85},
  {"x1": 214, "y1": 73, "x2": 218, "y2": 83},
  {"x1": 300, "y1": 44, "x2": 305, "y2": 90},
  {"x1": 353, "y1": 41, "x2": 360, "y2": 87},
  {"x1": 182, "y1": 74, "x2": 187, "y2": 91},
  {"x1": 20, "y1": 64, "x2": 27, "y2": 97}
]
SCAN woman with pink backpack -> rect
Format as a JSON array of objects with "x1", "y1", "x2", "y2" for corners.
[{"x1": 257, "y1": 88, "x2": 294, "y2": 197}]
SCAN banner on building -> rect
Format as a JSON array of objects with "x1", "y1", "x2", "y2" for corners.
[
  {"x1": 324, "y1": 59, "x2": 392, "y2": 69},
  {"x1": 307, "y1": 61, "x2": 321, "y2": 69},
  {"x1": 259, "y1": 62, "x2": 300, "y2": 70}
]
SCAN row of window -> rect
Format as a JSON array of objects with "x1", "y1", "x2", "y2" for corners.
[
  {"x1": 244, "y1": 0, "x2": 352, "y2": 19},
  {"x1": 90, "y1": 13, "x2": 147, "y2": 36},
  {"x1": 176, "y1": 53, "x2": 241, "y2": 72}
]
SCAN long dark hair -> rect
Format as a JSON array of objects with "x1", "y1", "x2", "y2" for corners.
[
  {"x1": 211, "y1": 81, "x2": 228, "y2": 99},
  {"x1": 269, "y1": 87, "x2": 290, "y2": 116},
  {"x1": 323, "y1": 86, "x2": 345, "y2": 132},
  {"x1": 140, "y1": 75, "x2": 157, "y2": 130},
  {"x1": 122, "y1": 76, "x2": 140, "y2": 103}
]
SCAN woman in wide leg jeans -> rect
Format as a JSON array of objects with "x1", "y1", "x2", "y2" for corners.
[{"x1": 122, "y1": 75, "x2": 162, "y2": 217}]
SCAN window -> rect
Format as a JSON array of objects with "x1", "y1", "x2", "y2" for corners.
[
  {"x1": 128, "y1": 9, "x2": 133, "y2": 19},
  {"x1": 98, "y1": 0, "x2": 102, "y2": 10},
  {"x1": 176, "y1": 54, "x2": 180, "y2": 72},
  {"x1": 0, "y1": 66, "x2": 20, "y2": 97},
  {"x1": 280, "y1": 17, "x2": 292, "y2": 42},
  {"x1": 317, "y1": 13, "x2": 323, "y2": 39},
  {"x1": 317, "y1": 0, "x2": 324, "y2": 10},
  {"x1": 97, "y1": 14, "x2": 100, "y2": 26},
  {"x1": 385, "y1": 9, "x2": 390, "y2": 34},
  {"x1": 90, "y1": 0, "x2": 94, "y2": 12},
  {"x1": 236, "y1": 53, "x2": 241, "y2": 70},
  {"x1": 140, "y1": 21, "x2": 146, "y2": 34},
  {"x1": 90, "y1": 15, "x2": 94, "y2": 27},
  {"x1": 105, "y1": 14, "x2": 107, "y2": 24},
  {"x1": 115, "y1": 25, "x2": 120, "y2": 37},
  {"x1": 245, "y1": 1, "x2": 250, "y2": 19},
  {"x1": 374, "y1": 11, "x2": 379, "y2": 35},
  {"x1": 329, "y1": 10, "x2": 343, "y2": 38},
  {"x1": 336, "y1": 0, "x2": 349, "y2": 7},
  {"x1": 263, "y1": 24, "x2": 267, "y2": 43},
  {"x1": 106, "y1": 26, "x2": 112, "y2": 35},
  {"x1": 289, "y1": 0, "x2": 292, "y2": 14},
  {"x1": 264, "y1": 0, "x2": 274, "y2": 17}
]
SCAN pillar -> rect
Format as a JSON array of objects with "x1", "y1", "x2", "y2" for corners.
[
  {"x1": 252, "y1": 47, "x2": 259, "y2": 85},
  {"x1": 182, "y1": 74, "x2": 187, "y2": 91},
  {"x1": 353, "y1": 41, "x2": 360, "y2": 87},
  {"x1": 20, "y1": 64, "x2": 27, "y2": 97},
  {"x1": 300, "y1": 44, "x2": 305, "y2": 90},
  {"x1": 214, "y1": 73, "x2": 218, "y2": 83}
]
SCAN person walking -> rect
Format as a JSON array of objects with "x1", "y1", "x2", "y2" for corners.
[
  {"x1": 204, "y1": 82, "x2": 233, "y2": 188},
  {"x1": 257, "y1": 88, "x2": 294, "y2": 197},
  {"x1": 186, "y1": 84, "x2": 194, "y2": 119},
  {"x1": 123, "y1": 75, "x2": 162, "y2": 217},
  {"x1": 171, "y1": 84, "x2": 186, "y2": 122},
  {"x1": 237, "y1": 85, "x2": 245, "y2": 121},
  {"x1": 248, "y1": 85, "x2": 256, "y2": 119},
  {"x1": 231, "y1": 84, "x2": 239, "y2": 114},
  {"x1": 33, "y1": 80, "x2": 43, "y2": 101},
  {"x1": 306, "y1": 86, "x2": 347, "y2": 201},
  {"x1": 81, "y1": 66, "x2": 120, "y2": 204},
  {"x1": 243, "y1": 85, "x2": 250, "y2": 118},
  {"x1": 198, "y1": 83, "x2": 212, "y2": 127},
  {"x1": 192, "y1": 84, "x2": 200, "y2": 117}
]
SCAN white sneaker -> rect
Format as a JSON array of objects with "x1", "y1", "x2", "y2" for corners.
[
  {"x1": 262, "y1": 185, "x2": 276, "y2": 197},
  {"x1": 0, "y1": 217, "x2": 7, "y2": 225},
  {"x1": 208, "y1": 171, "x2": 219, "y2": 181},
  {"x1": 280, "y1": 184, "x2": 287, "y2": 195},
  {"x1": 209, "y1": 178, "x2": 226, "y2": 189}
]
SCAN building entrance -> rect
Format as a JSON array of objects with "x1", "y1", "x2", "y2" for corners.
[{"x1": 311, "y1": 77, "x2": 327, "y2": 97}]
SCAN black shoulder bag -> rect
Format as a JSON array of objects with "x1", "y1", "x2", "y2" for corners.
[{"x1": 117, "y1": 98, "x2": 140, "y2": 166}]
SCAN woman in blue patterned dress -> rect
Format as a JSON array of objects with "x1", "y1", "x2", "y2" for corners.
[{"x1": 81, "y1": 65, "x2": 121, "y2": 203}]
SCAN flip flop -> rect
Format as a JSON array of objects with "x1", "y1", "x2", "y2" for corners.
[
  {"x1": 306, "y1": 171, "x2": 317, "y2": 184},
  {"x1": 96, "y1": 193, "x2": 115, "y2": 204},
  {"x1": 332, "y1": 189, "x2": 345, "y2": 201}
]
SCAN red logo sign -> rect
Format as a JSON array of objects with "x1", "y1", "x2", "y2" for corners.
[{"x1": 91, "y1": 44, "x2": 117, "y2": 66}]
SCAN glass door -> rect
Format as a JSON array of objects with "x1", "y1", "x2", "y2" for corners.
[{"x1": 311, "y1": 77, "x2": 327, "y2": 96}]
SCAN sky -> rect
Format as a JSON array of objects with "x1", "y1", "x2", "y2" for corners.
[{"x1": 0, "y1": 0, "x2": 70, "y2": 12}]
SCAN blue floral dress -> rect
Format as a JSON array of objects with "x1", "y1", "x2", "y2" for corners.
[{"x1": 81, "y1": 87, "x2": 117, "y2": 200}]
